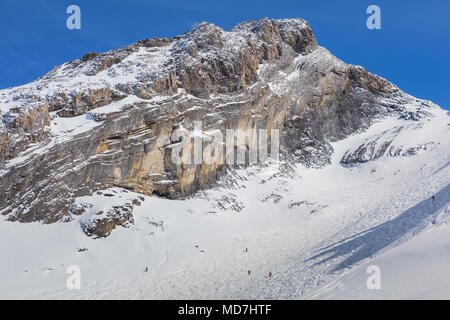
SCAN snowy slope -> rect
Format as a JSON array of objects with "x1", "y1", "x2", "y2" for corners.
[
  {"x1": 0, "y1": 104, "x2": 448, "y2": 299},
  {"x1": 308, "y1": 213, "x2": 450, "y2": 300}
]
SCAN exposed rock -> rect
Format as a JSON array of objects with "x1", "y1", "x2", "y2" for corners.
[
  {"x1": 340, "y1": 125, "x2": 439, "y2": 165},
  {"x1": 53, "y1": 88, "x2": 127, "y2": 117},
  {"x1": 81, "y1": 206, "x2": 134, "y2": 238},
  {"x1": 138, "y1": 37, "x2": 173, "y2": 47},
  {"x1": 399, "y1": 109, "x2": 432, "y2": 121},
  {"x1": 262, "y1": 193, "x2": 283, "y2": 204},
  {"x1": 81, "y1": 52, "x2": 99, "y2": 62},
  {"x1": 0, "y1": 17, "x2": 437, "y2": 227}
]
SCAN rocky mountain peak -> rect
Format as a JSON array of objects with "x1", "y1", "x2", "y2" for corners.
[{"x1": 0, "y1": 17, "x2": 439, "y2": 234}]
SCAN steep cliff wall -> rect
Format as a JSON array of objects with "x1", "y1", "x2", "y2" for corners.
[{"x1": 0, "y1": 18, "x2": 428, "y2": 227}]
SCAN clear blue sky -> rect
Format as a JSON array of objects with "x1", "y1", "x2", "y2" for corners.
[{"x1": 0, "y1": 0, "x2": 449, "y2": 109}]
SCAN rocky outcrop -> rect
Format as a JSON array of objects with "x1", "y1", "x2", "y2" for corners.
[
  {"x1": 81, "y1": 205, "x2": 134, "y2": 238},
  {"x1": 340, "y1": 123, "x2": 440, "y2": 165},
  {"x1": 0, "y1": 17, "x2": 433, "y2": 228}
]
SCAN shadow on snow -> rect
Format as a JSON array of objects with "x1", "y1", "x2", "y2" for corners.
[{"x1": 307, "y1": 182, "x2": 450, "y2": 273}]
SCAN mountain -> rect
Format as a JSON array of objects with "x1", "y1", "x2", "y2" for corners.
[{"x1": 0, "y1": 18, "x2": 449, "y2": 299}]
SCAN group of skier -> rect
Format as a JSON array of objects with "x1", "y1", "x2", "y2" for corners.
[
  {"x1": 244, "y1": 194, "x2": 438, "y2": 279},
  {"x1": 146, "y1": 194, "x2": 439, "y2": 278},
  {"x1": 244, "y1": 248, "x2": 272, "y2": 278}
]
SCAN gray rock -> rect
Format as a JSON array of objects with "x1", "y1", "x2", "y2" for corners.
[{"x1": 0, "y1": 17, "x2": 436, "y2": 228}]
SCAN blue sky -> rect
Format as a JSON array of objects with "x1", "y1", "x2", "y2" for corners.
[{"x1": 0, "y1": 0, "x2": 449, "y2": 109}]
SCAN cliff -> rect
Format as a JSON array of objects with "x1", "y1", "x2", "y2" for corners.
[{"x1": 0, "y1": 18, "x2": 435, "y2": 235}]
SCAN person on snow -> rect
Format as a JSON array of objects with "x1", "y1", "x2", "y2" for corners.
[
  {"x1": 432, "y1": 195, "x2": 435, "y2": 201},
  {"x1": 248, "y1": 270, "x2": 251, "y2": 276},
  {"x1": 269, "y1": 272, "x2": 272, "y2": 277}
]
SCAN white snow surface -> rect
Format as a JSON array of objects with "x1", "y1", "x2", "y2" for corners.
[{"x1": 0, "y1": 106, "x2": 449, "y2": 299}]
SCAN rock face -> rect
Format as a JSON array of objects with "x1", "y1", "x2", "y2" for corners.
[
  {"x1": 0, "y1": 17, "x2": 437, "y2": 229},
  {"x1": 340, "y1": 120, "x2": 440, "y2": 165}
]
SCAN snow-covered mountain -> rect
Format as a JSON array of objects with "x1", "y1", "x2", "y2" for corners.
[{"x1": 0, "y1": 17, "x2": 448, "y2": 299}]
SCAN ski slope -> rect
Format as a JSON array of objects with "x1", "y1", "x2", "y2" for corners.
[
  {"x1": 308, "y1": 213, "x2": 450, "y2": 300},
  {"x1": 0, "y1": 106, "x2": 449, "y2": 299}
]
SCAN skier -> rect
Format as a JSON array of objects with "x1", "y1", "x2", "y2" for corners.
[
  {"x1": 269, "y1": 272, "x2": 272, "y2": 278},
  {"x1": 245, "y1": 248, "x2": 248, "y2": 253},
  {"x1": 248, "y1": 270, "x2": 251, "y2": 276},
  {"x1": 144, "y1": 267, "x2": 148, "y2": 272},
  {"x1": 432, "y1": 195, "x2": 435, "y2": 201}
]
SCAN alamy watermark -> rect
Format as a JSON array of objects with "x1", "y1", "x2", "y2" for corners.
[
  {"x1": 366, "y1": 5, "x2": 381, "y2": 30},
  {"x1": 366, "y1": 265, "x2": 381, "y2": 290},
  {"x1": 170, "y1": 121, "x2": 279, "y2": 166},
  {"x1": 66, "y1": 5, "x2": 81, "y2": 30},
  {"x1": 66, "y1": 265, "x2": 81, "y2": 290}
]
